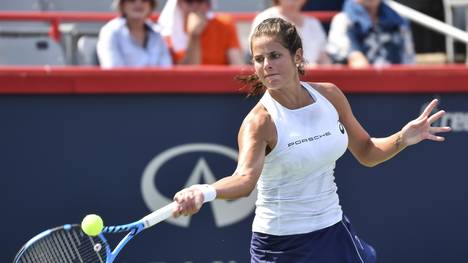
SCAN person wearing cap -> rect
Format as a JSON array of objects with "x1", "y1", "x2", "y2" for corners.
[
  {"x1": 97, "y1": 0, "x2": 172, "y2": 68},
  {"x1": 158, "y1": 0, "x2": 244, "y2": 65}
]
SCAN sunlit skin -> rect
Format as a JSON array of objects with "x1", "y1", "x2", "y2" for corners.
[
  {"x1": 252, "y1": 35, "x2": 315, "y2": 109},
  {"x1": 252, "y1": 37, "x2": 299, "y2": 89}
]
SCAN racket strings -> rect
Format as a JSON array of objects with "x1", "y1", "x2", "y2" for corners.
[{"x1": 16, "y1": 225, "x2": 107, "y2": 263}]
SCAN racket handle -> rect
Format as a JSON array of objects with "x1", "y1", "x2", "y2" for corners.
[
  {"x1": 142, "y1": 202, "x2": 177, "y2": 228},
  {"x1": 142, "y1": 185, "x2": 216, "y2": 228}
]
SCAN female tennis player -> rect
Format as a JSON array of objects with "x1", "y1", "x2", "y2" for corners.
[{"x1": 172, "y1": 18, "x2": 451, "y2": 262}]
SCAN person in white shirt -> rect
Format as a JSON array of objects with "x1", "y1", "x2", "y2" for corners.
[
  {"x1": 250, "y1": 0, "x2": 331, "y2": 66},
  {"x1": 97, "y1": 0, "x2": 172, "y2": 68},
  {"x1": 169, "y1": 18, "x2": 450, "y2": 262}
]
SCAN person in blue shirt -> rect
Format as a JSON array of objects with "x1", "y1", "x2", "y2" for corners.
[
  {"x1": 327, "y1": 0, "x2": 415, "y2": 68},
  {"x1": 97, "y1": 0, "x2": 172, "y2": 68}
]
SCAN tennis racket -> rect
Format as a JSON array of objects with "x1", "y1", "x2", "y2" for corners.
[{"x1": 14, "y1": 201, "x2": 177, "y2": 263}]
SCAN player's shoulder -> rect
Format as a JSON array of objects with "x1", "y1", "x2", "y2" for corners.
[
  {"x1": 246, "y1": 102, "x2": 272, "y2": 126},
  {"x1": 310, "y1": 82, "x2": 345, "y2": 99},
  {"x1": 241, "y1": 102, "x2": 273, "y2": 135},
  {"x1": 308, "y1": 82, "x2": 349, "y2": 114}
]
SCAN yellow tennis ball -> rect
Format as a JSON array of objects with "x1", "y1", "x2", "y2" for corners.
[{"x1": 81, "y1": 214, "x2": 104, "y2": 236}]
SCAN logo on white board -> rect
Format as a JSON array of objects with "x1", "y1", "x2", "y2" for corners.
[{"x1": 141, "y1": 143, "x2": 257, "y2": 228}]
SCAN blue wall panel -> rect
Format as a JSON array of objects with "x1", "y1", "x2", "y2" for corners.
[{"x1": 2, "y1": 93, "x2": 467, "y2": 263}]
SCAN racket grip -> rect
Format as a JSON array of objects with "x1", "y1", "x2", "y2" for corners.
[{"x1": 142, "y1": 202, "x2": 177, "y2": 228}]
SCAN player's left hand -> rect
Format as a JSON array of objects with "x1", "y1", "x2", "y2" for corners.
[{"x1": 401, "y1": 99, "x2": 451, "y2": 146}]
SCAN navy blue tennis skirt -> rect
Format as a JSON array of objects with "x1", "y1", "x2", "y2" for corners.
[{"x1": 250, "y1": 216, "x2": 376, "y2": 263}]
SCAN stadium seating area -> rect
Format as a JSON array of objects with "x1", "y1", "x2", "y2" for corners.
[
  {"x1": 0, "y1": 0, "x2": 467, "y2": 66},
  {"x1": 0, "y1": 0, "x2": 275, "y2": 66},
  {"x1": 0, "y1": 36, "x2": 65, "y2": 65}
]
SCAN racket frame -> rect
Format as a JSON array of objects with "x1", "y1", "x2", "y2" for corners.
[{"x1": 14, "y1": 202, "x2": 177, "y2": 263}]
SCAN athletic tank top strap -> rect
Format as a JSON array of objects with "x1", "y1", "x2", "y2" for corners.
[
  {"x1": 259, "y1": 90, "x2": 285, "y2": 156},
  {"x1": 259, "y1": 90, "x2": 280, "y2": 120},
  {"x1": 301, "y1": 82, "x2": 340, "y2": 120}
]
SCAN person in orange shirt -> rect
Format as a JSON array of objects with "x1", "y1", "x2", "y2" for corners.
[{"x1": 158, "y1": 0, "x2": 244, "y2": 65}]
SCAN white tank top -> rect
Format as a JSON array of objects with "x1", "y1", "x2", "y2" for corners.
[{"x1": 252, "y1": 82, "x2": 349, "y2": 236}]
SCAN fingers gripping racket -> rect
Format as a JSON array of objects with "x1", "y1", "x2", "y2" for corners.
[{"x1": 14, "y1": 202, "x2": 177, "y2": 263}]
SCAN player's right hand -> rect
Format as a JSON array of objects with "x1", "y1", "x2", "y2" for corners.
[{"x1": 172, "y1": 186, "x2": 204, "y2": 217}]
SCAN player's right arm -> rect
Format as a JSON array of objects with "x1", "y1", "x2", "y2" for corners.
[
  {"x1": 173, "y1": 104, "x2": 274, "y2": 217},
  {"x1": 213, "y1": 106, "x2": 272, "y2": 199}
]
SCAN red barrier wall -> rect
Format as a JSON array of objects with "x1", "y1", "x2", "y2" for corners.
[{"x1": 0, "y1": 65, "x2": 467, "y2": 94}]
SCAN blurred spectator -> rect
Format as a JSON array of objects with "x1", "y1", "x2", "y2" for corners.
[
  {"x1": 251, "y1": 0, "x2": 331, "y2": 66},
  {"x1": 97, "y1": 0, "x2": 172, "y2": 68},
  {"x1": 158, "y1": 0, "x2": 244, "y2": 65},
  {"x1": 327, "y1": 0, "x2": 415, "y2": 68}
]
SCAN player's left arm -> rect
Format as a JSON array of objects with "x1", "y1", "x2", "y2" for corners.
[{"x1": 313, "y1": 82, "x2": 451, "y2": 167}]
